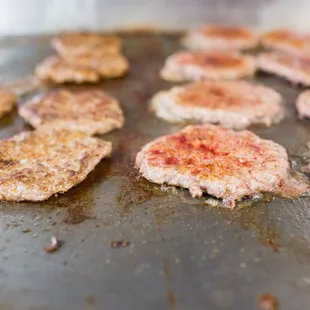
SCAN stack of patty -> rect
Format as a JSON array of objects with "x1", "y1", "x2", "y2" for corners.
[
  {"x1": 155, "y1": 25, "x2": 284, "y2": 130},
  {"x1": 256, "y1": 29, "x2": 310, "y2": 119},
  {"x1": 0, "y1": 27, "x2": 309, "y2": 208},
  {"x1": 258, "y1": 29, "x2": 310, "y2": 86},
  {"x1": 161, "y1": 25, "x2": 259, "y2": 82},
  {"x1": 0, "y1": 32, "x2": 128, "y2": 202},
  {"x1": 138, "y1": 25, "x2": 309, "y2": 208},
  {"x1": 35, "y1": 33, "x2": 129, "y2": 83},
  {"x1": 0, "y1": 87, "x2": 124, "y2": 201},
  {"x1": 0, "y1": 84, "x2": 124, "y2": 201}
]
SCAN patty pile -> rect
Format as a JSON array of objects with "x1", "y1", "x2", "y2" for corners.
[
  {"x1": 261, "y1": 29, "x2": 310, "y2": 57},
  {"x1": 257, "y1": 51, "x2": 310, "y2": 86},
  {"x1": 35, "y1": 33, "x2": 129, "y2": 83},
  {"x1": 136, "y1": 125, "x2": 308, "y2": 208},
  {"x1": 0, "y1": 129, "x2": 111, "y2": 201},
  {"x1": 19, "y1": 89, "x2": 124, "y2": 135},
  {"x1": 160, "y1": 51, "x2": 256, "y2": 82},
  {"x1": 0, "y1": 88, "x2": 16, "y2": 118},
  {"x1": 151, "y1": 80, "x2": 283, "y2": 129},
  {"x1": 182, "y1": 25, "x2": 258, "y2": 51}
]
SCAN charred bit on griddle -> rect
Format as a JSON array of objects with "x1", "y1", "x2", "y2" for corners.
[
  {"x1": 110, "y1": 240, "x2": 131, "y2": 249},
  {"x1": 44, "y1": 236, "x2": 62, "y2": 253},
  {"x1": 259, "y1": 293, "x2": 279, "y2": 310}
]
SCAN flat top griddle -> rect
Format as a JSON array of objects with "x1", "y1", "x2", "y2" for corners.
[{"x1": 0, "y1": 33, "x2": 310, "y2": 310}]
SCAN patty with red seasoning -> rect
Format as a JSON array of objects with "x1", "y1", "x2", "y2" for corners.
[
  {"x1": 257, "y1": 51, "x2": 310, "y2": 86},
  {"x1": 160, "y1": 51, "x2": 256, "y2": 82},
  {"x1": 182, "y1": 25, "x2": 258, "y2": 51},
  {"x1": 0, "y1": 128, "x2": 112, "y2": 202},
  {"x1": 19, "y1": 89, "x2": 124, "y2": 135},
  {"x1": 151, "y1": 80, "x2": 283, "y2": 129},
  {"x1": 135, "y1": 125, "x2": 307, "y2": 208},
  {"x1": 261, "y1": 29, "x2": 310, "y2": 57}
]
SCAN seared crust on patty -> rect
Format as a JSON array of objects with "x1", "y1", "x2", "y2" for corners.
[
  {"x1": 52, "y1": 33, "x2": 122, "y2": 58},
  {"x1": 19, "y1": 89, "x2": 124, "y2": 135},
  {"x1": 0, "y1": 89, "x2": 16, "y2": 118},
  {"x1": 182, "y1": 25, "x2": 258, "y2": 51},
  {"x1": 160, "y1": 51, "x2": 256, "y2": 82},
  {"x1": 151, "y1": 81, "x2": 283, "y2": 129},
  {"x1": 257, "y1": 51, "x2": 310, "y2": 86},
  {"x1": 261, "y1": 29, "x2": 310, "y2": 57},
  {"x1": 35, "y1": 56, "x2": 100, "y2": 84},
  {"x1": 0, "y1": 129, "x2": 112, "y2": 202},
  {"x1": 62, "y1": 53, "x2": 129, "y2": 78},
  {"x1": 136, "y1": 125, "x2": 307, "y2": 208}
]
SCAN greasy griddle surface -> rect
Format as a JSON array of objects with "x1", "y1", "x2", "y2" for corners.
[{"x1": 0, "y1": 33, "x2": 310, "y2": 310}]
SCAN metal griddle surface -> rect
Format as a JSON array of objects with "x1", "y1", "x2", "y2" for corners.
[{"x1": 0, "y1": 33, "x2": 310, "y2": 310}]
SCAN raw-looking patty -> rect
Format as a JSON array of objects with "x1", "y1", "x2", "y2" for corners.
[
  {"x1": 135, "y1": 124, "x2": 308, "y2": 208},
  {"x1": 62, "y1": 53, "x2": 129, "y2": 78},
  {"x1": 35, "y1": 56, "x2": 100, "y2": 84},
  {"x1": 296, "y1": 90, "x2": 310, "y2": 119},
  {"x1": 257, "y1": 51, "x2": 310, "y2": 86},
  {"x1": 151, "y1": 81, "x2": 283, "y2": 129},
  {"x1": 261, "y1": 29, "x2": 310, "y2": 57},
  {"x1": 19, "y1": 89, "x2": 124, "y2": 135},
  {"x1": 52, "y1": 33, "x2": 122, "y2": 58},
  {"x1": 0, "y1": 88, "x2": 17, "y2": 118},
  {"x1": 160, "y1": 51, "x2": 256, "y2": 82},
  {"x1": 0, "y1": 129, "x2": 112, "y2": 201},
  {"x1": 182, "y1": 25, "x2": 258, "y2": 51}
]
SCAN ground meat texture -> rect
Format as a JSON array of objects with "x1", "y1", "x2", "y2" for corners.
[
  {"x1": 261, "y1": 29, "x2": 310, "y2": 57},
  {"x1": 51, "y1": 33, "x2": 122, "y2": 58},
  {"x1": 0, "y1": 128, "x2": 112, "y2": 202},
  {"x1": 35, "y1": 56, "x2": 100, "y2": 84},
  {"x1": 160, "y1": 51, "x2": 256, "y2": 82},
  {"x1": 257, "y1": 51, "x2": 310, "y2": 86},
  {"x1": 19, "y1": 89, "x2": 124, "y2": 135},
  {"x1": 182, "y1": 25, "x2": 258, "y2": 51},
  {"x1": 61, "y1": 53, "x2": 129, "y2": 78},
  {"x1": 135, "y1": 124, "x2": 308, "y2": 208},
  {"x1": 151, "y1": 80, "x2": 283, "y2": 129}
]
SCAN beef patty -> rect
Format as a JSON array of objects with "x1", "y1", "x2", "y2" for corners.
[
  {"x1": 182, "y1": 25, "x2": 258, "y2": 51},
  {"x1": 0, "y1": 88, "x2": 16, "y2": 118},
  {"x1": 296, "y1": 90, "x2": 310, "y2": 119},
  {"x1": 261, "y1": 29, "x2": 310, "y2": 57},
  {"x1": 257, "y1": 51, "x2": 310, "y2": 86},
  {"x1": 51, "y1": 33, "x2": 122, "y2": 58},
  {"x1": 35, "y1": 56, "x2": 100, "y2": 84},
  {"x1": 151, "y1": 80, "x2": 283, "y2": 129},
  {"x1": 0, "y1": 129, "x2": 112, "y2": 201},
  {"x1": 61, "y1": 53, "x2": 129, "y2": 78},
  {"x1": 135, "y1": 125, "x2": 307, "y2": 208},
  {"x1": 19, "y1": 89, "x2": 124, "y2": 135},
  {"x1": 160, "y1": 51, "x2": 256, "y2": 82}
]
